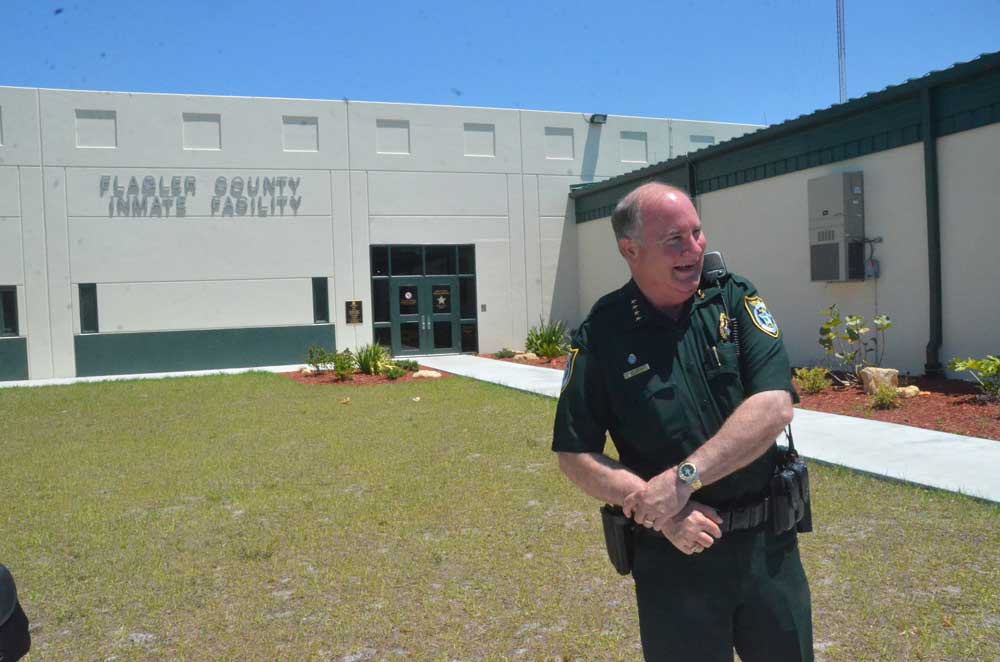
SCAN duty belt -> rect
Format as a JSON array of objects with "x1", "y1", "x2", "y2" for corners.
[
  {"x1": 636, "y1": 496, "x2": 770, "y2": 539},
  {"x1": 718, "y1": 497, "x2": 769, "y2": 533}
]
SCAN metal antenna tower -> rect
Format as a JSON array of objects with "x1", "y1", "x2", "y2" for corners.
[{"x1": 836, "y1": 0, "x2": 847, "y2": 103}]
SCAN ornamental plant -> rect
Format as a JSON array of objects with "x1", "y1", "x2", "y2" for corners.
[
  {"x1": 355, "y1": 343, "x2": 391, "y2": 376},
  {"x1": 305, "y1": 345, "x2": 335, "y2": 373},
  {"x1": 526, "y1": 320, "x2": 568, "y2": 359},
  {"x1": 869, "y1": 383, "x2": 900, "y2": 410},
  {"x1": 818, "y1": 304, "x2": 892, "y2": 384},
  {"x1": 793, "y1": 367, "x2": 832, "y2": 395},
  {"x1": 493, "y1": 348, "x2": 516, "y2": 359},
  {"x1": 332, "y1": 350, "x2": 356, "y2": 382},
  {"x1": 948, "y1": 355, "x2": 1000, "y2": 401}
]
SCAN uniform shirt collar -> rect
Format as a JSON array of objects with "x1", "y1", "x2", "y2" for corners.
[{"x1": 625, "y1": 279, "x2": 698, "y2": 330}]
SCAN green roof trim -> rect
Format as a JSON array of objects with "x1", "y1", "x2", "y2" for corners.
[{"x1": 573, "y1": 51, "x2": 1000, "y2": 222}]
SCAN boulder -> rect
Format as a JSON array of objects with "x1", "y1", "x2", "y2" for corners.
[
  {"x1": 896, "y1": 385, "x2": 921, "y2": 399},
  {"x1": 513, "y1": 352, "x2": 539, "y2": 361},
  {"x1": 300, "y1": 366, "x2": 315, "y2": 375},
  {"x1": 859, "y1": 367, "x2": 899, "y2": 394},
  {"x1": 412, "y1": 370, "x2": 442, "y2": 379}
]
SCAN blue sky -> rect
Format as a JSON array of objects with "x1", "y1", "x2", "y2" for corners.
[{"x1": 2, "y1": 0, "x2": 998, "y2": 126}]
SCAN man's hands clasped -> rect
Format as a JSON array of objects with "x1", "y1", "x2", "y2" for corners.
[{"x1": 623, "y1": 466, "x2": 722, "y2": 555}]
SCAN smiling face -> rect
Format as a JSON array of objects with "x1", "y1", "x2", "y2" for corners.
[{"x1": 618, "y1": 187, "x2": 707, "y2": 314}]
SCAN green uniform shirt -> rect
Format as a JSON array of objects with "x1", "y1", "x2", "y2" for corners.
[{"x1": 552, "y1": 273, "x2": 799, "y2": 507}]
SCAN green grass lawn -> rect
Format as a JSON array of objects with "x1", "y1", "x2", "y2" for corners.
[{"x1": 1, "y1": 373, "x2": 997, "y2": 661}]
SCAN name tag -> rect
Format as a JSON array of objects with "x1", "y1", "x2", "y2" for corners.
[{"x1": 623, "y1": 364, "x2": 650, "y2": 380}]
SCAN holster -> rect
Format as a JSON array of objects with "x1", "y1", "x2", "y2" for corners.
[
  {"x1": 600, "y1": 505, "x2": 636, "y2": 575},
  {"x1": 770, "y1": 442, "x2": 813, "y2": 534}
]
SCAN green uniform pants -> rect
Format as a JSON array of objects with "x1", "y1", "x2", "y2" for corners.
[{"x1": 632, "y1": 525, "x2": 813, "y2": 662}]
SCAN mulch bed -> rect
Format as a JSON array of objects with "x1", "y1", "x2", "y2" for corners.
[
  {"x1": 795, "y1": 376, "x2": 1000, "y2": 441},
  {"x1": 283, "y1": 368, "x2": 451, "y2": 387},
  {"x1": 478, "y1": 353, "x2": 568, "y2": 370}
]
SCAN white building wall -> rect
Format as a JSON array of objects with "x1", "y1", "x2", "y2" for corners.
[
  {"x1": 0, "y1": 84, "x2": 758, "y2": 379},
  {"x1": 937, "y1": 122, "x2": 1000, "y2": 371}
]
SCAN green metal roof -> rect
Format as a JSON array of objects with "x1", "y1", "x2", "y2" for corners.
[{"x1": 572, "y1": 51, "x2": 1000, "y2": 222}]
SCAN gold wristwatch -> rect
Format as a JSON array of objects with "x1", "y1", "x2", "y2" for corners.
[{"x1": 677, "y1": 461, "x2": 702, "y2": 491}]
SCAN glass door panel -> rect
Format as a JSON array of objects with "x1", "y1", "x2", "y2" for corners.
[
  {"x1": 391, "y1": 280, "x2": 423, "y2": 356},
  {"x1": 426, "y1": 278, "x2": 459, "y2": 354}
]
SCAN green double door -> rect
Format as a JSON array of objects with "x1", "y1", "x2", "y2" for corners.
[{"x1": 390, "y1": 276, "x2": 461, "y2": 356}]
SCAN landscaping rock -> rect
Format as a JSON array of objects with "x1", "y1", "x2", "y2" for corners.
[
  {"x1": 412, "y1": 370, "x2": 442, "y2": 379},
  {"x1": 896, "y1": 385, "x2": 921, "y2": 399},
  {"x1": 299, "y1": 366, "x2": 315, "y2": 375},
  {"x1": 859, "y1": 367, "x2": 899, "y2": 394},
  {"x1": 513, "y1": 352, "x2": 539, "y2": 361}
]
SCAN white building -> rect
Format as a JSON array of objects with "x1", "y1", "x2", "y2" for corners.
[{"x1": 0, "y1": 86, "x2": 757, "y2": 381}]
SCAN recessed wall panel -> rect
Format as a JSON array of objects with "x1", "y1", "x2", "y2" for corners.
[
  {"x1": 375, "y1": 119, "x2": 410, "y2": 155},
  {"x1": 544, "y1": 127, "x2": 574, "y2": 160},
  {"x1": 620, "y1": 130, "x2": 648, "y2": 163},
  {"x1": 75, "y1": 109, "x2": 117, "y2": 148},
  {"x1": 283, "y1": 116, "x2": 319, "y2": 152},
  {"x1": 183, "y1": 113, "x2": 221, "y2": 150},
  {"x1": 463, "y1": 123, "x2": 495, "y2": 157}
]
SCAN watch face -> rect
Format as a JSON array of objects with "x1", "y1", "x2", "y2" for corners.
[{"x1": 679, "y1": 463, "x2": 695, "y2": 481}]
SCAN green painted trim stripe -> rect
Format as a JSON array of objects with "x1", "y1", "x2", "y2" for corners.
[
  {"x1": 74, "y1": 324, "x2": 335, "y2": 377},
  {"x1": 573, "y1": 52, "x2": 1000, "y2": 223},
  {"x1": 0, "y1": 337, "x2": 29, "y2": 381}
]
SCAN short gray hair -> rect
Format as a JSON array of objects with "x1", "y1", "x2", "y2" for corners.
[
  {"x1": 611, "y1": 189, "x2": 644, "y2": 241},
  {"x1": 610, "y1": 182, "x2": 694, "y2": 242}
]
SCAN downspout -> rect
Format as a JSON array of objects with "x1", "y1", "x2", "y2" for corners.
[{"x1": 921, "y1": 87, "x2": 944, "y2": 377}]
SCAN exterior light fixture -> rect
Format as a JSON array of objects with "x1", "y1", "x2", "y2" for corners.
[{"x1": 588, "y1": 113, "x2": 608, "y2": 124}]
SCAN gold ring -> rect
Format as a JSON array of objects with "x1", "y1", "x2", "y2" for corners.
[
  {"x1": 691, "y1": 544, "x2": 703, "y2": 553},
  {"x1": 643, "y1": 519, "x2": 655, "y2": 528}
]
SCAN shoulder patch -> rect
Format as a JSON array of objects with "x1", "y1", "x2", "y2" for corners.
[
  {"x1": 744, "y1": 295, "x2": 780, "y2": 338},
  {"x1": 561, "y1": 348, "x2": 580, "y2": 394}
]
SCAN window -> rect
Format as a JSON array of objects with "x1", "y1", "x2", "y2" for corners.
[
  {"x1": 79, "y1": 284, "x2": 99, "y2": 334},
  {"x1": 0, "y1": 287, "x2": 18, "y2": 336},
  {"x1": 312, "y1": 277, "x2": 329, "y2": 323}
]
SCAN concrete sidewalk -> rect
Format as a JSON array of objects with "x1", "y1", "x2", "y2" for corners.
[{"x1": 419, "y1": 354, "x2": 1000, "y2": 503}]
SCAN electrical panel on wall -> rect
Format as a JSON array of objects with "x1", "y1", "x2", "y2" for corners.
[{"x1": 807, "y1": 171, "x2": 865, "y2": 282}]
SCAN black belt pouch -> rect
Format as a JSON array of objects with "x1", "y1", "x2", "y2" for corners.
[{"x1": 600, "y1": 505, "x2": 636, "y2": 575}]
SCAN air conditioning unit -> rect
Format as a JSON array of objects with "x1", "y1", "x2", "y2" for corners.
[{"x1": 808, "y1": 171, "x2": 865, "y2": 282}]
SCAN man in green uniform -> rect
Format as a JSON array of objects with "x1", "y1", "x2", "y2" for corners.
[{"x1": 552, "y1": 182, "x2": 813, "y2": 661}]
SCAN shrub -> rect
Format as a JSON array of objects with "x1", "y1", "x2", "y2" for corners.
[
  {"x1": 818, "y1": 305, "x2": 892, "y2": 384},
  {"x1": 526, "y1": 320, "x2": 568, "y2": 359},
  {"x1": 305, "y1": 345, "x2": 334, "y2": 373},
  {"x1": 332, "y1": 350, "x2": 355, "y2": 381},
  {"x1": 493, "y1": 348, "x2": 516, "y2": 359},
  {"x1": 948, "y1": 355, "x2": 1000, "y2": 401},
  {"x1": 870, "y1": 384, "x2": 899, "y2": 410},
  {"x1": 384, "y1": 365, "x2": 406, "y2": 380},
  {"x1": 393, "y1": 359, "x2": 420, "y2": 372},
  {"x1": 794, "y1": 367, "x2": 832, "y2": 395},
  {"x1": 355, "y1": 343, "x2": 391, "y2": 376}
]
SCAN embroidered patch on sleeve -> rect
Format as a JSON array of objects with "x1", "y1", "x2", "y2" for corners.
[
  {"x1": 744, "y1": 295, "x2": 780, "y2": 338},
  {"x1": 561, "y1": 348, "x2": 580, "y2": 394}
]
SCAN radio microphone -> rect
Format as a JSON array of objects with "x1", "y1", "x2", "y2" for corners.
[{"x1": 701, "y1": 251, "x2": 740, "y2": 356}]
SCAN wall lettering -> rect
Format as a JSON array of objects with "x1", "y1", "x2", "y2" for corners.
[{"x1": 99, "y1": 174, "x2": 304, "y2": 218}]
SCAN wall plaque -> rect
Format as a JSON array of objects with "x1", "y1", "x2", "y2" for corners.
[{"x1": 345, "y1": 300, "x2": 363, "y2": 325}]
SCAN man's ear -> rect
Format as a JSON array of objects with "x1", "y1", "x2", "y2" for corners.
[{"x1": 618, "y1": 237, "x2": 639, "y2": 263}]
